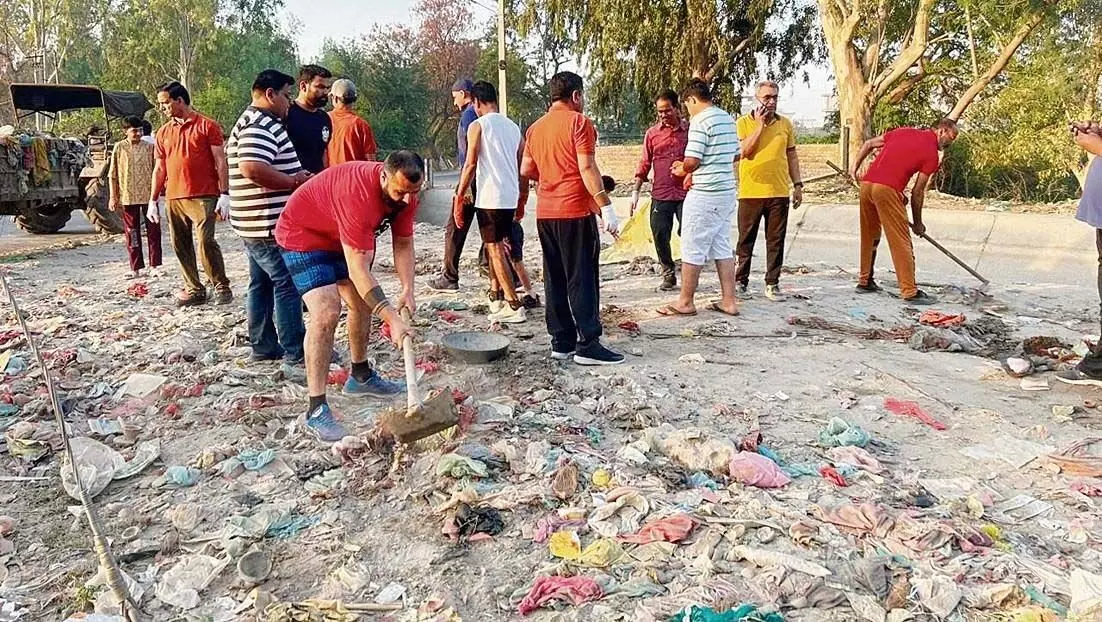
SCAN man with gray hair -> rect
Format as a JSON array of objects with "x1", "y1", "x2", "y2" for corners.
[
  {"x1": 327, "y1": 78, "x2": 378, "y2": 165},
  {"x1": 734, "y1": 79, "x2": 803, "y2": 301}
]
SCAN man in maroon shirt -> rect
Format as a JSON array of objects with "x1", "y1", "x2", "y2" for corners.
[{"x1": 631, "y1": 90, "x2": 689, "y2": 291}]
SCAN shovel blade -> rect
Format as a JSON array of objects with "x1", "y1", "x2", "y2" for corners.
[{"x1": 380, "y1": 389, "x2": 459, "y2": 444}]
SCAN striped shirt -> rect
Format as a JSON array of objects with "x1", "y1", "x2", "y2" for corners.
[
  {"x1": 227, "y1": 106, "x2": 303, "y2": 238},
  {"x1": 685, "y1": 105, "x2": 739, "y2": 193}
]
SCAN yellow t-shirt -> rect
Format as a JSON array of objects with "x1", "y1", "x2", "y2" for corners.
[{"x1": 735, "y1": 115, "x2": 796, "y2": 199}]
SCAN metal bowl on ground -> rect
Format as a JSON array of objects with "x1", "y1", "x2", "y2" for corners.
[{"x1": 442, "y1": 331, "x2": 510, "y2": 363}]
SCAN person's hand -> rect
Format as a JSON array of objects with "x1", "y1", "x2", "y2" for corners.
[
  {"x1": 216, "y1": 194, "x2": 231, "y2": 220},
  {"x1": 109, "y1": 196, "x2": 121, "y2": 212},
  {"x1": 146, "y1": 200, "x2": 160, "y2": 224},
  {"x1": 671, "y1": 160, "x2": 686, "y2": 178},
  {"x1": 386, "y1": 314, "x2": 413, "y2": 348},
  {"x1": 629, "y1": 190, "x2": 640, "y2": 216},
  {"x1": 292, "y1": 170, "x2": 312, "y2": 187},
  {"x1": 600, "y1": 205, "x2": 620, "y2": 238},
  {"x1": 682, "y1": 173, "x2": 694, "y2": 191},
  {"x1": 397, "y1": 290, "x2": 416, "y2": 315},
  {"x1": 792, "y1": 185, "x2": 803, "y2": 209},
  {"x1": 452, "y1": 194, "x2": 466, "y2": 229},
  {"x1": 514, "y1": 200, "x2": 525, "y2": 222},
  {"x1": 901, "y1": 193, "x2": 910, "y2": 207},
  {"x1": 911, "y1": 221, "x2": 926, "y2": 236}
]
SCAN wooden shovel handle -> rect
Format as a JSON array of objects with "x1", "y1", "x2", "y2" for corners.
[{"x1": 400, "y1": 307, "x2": 423, "y2": 409}]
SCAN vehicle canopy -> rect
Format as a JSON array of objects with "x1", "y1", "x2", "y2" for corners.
[{"x1": 9, "y1": 84, "x2": 153, "y2": 120}]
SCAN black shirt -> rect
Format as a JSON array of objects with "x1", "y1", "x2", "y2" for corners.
[{"x1": 286, "y1": 102, "x2": 332, "y2": 173}]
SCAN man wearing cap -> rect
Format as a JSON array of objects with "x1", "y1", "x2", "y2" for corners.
[
  {"x1": 327, "y1": 79, "x2": 378, "y2": 166},
  {"x1": 429, "y1": 78, "x2": 481, "y2": 292}
]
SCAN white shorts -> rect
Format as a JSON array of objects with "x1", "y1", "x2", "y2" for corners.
[{"x1": 680, "y1": 189, "x2": 736, "y2": 265}]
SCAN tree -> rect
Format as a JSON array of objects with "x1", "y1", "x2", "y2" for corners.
[
  {"x1": 818, "y1": 0, "x2": 1063, "y2": 163},
  {"x1": 515, "y1": 0, "x2": 823, "y2": 111},
  {"x1": 413, "y1": 0, "x2": 481, "y2": 160}
]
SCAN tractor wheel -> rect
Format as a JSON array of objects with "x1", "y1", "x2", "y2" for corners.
[
  {"x1": 15, "y1": 205, "x2": 73, "y2": 234},
  {"x1": 83, "y1": 178, "x2": 124, "y2": 234}
]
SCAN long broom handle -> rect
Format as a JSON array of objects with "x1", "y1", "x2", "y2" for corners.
[{"x1": 399, "y1": 308, "x2": 423, "y2": 410}]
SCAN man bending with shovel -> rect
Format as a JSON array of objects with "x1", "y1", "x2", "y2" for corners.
[{"x1": 275, "y1": 152, "x2": 422, "y2": 441}]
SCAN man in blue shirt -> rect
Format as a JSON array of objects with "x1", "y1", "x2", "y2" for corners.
[
  {"x1": 430, "y1": 78, "x2": 482, "y2": 291},
  {"x1": 1058, "y1": 121, "x2": 1102, "y2": 386}
]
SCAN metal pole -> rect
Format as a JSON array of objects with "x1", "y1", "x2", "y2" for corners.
[{"x1": 497, "y1": 0, "x2": 508, "y2": 117}]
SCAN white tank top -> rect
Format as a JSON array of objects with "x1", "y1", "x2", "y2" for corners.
[{"x1": 474, "y1": 112, "x2": 522, "y2": 210}]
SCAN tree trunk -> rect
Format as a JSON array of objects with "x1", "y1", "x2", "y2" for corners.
[
  {"x1": 827, "y1": 40, "x2": 872, "y2": 169},
  {"x1": 1083, "y1": 23, "x2": 1102, "y2": 120}
]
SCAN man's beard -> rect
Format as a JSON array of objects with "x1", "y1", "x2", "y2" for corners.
[{"x1": 383, "y1": 195, "x2": 408, "y2": 211}]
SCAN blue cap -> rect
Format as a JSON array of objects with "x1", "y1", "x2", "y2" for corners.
[{"x1": 451, "y1": 78, "x2": 473, "y2": 93}]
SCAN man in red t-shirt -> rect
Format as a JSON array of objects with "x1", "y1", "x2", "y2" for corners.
[
  {"x1": 274, "y1": 152, "x2": 423, "y2": 441},
  {"x1": 850, "y1": 119, "x2": 959, "y2": 304}
]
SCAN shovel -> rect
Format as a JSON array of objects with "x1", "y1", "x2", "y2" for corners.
[{"x1": 379, "y1": 308, "x2": 458, "y2": 444}]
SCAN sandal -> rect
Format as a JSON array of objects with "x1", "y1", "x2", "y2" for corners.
[
  {"x1": 656, "y1": 304, "x2": 697, "y2": 317},
  {"x1": 705, "y1": 301, "x2": 740, "y2": 316}
]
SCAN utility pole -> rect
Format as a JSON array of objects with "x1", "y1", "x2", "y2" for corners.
[{"x1": 497, "y1": 0, "x2": 508, "y2": 117}]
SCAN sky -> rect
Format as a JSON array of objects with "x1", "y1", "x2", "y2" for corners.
[{"x1": 281, "y1": 0, "x2": 832, "y2": 126}]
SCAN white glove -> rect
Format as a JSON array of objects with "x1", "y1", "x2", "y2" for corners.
[
  {"x1": 600, "y1": 205, "x2": 620, "y2": 237},
  {"x1": 147, "y1": 200, "x2": 160, "y2": 224},
  {"x1": 630, "y1": 190, "x2": 640, "y2": 215},
  {"x1": 216, "y1": 194, "x2": 231, "y2": 220}
]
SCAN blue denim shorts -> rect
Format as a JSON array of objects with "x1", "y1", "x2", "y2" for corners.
[{"x1": 281, "y1": 249, "x2": 349, "y2": 295}]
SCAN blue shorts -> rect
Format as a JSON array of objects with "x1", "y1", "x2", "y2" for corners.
[{"x1": 281, "y1": 250, "x2": 349, "y2": 295}]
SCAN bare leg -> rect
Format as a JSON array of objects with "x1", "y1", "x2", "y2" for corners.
[
  {"x1": 336, "y1": 280, "x2": 371, "y2": 364},
  {"x1": 714, "y1": 258, "x2": 740, "y2": 314},
  {"x1": 486, "y1": 242, "x2": 519, "y2": 303},
  {"x1": 512, "y1": 260, "x2": 533, "y2": 292},
  {"x1": 302, "y1": 285, "x2": 342, "y2": 398},
  {"x1": 661, "y1": 262, "x2": 701, "y2": 314}
]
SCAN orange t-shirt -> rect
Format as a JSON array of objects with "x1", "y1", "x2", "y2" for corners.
[
  {"x1": 523, "y1": 108, "x2": 598, "y2": 219},
  {"x1": 327, "y1": 108, "x2": 378, "y2": 166},
  {"x1": 155, "y1": 111, "x2": 224, "y2": 200}
]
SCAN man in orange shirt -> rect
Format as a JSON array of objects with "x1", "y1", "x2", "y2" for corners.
[
  {"x1": 147, "y1": 81, "x2": 232, "y2": 307},
  {"x1": 327, "y1": 79, "x2": 377, "y2": 165},
  {"x1": 520, "y1": 71, "x2": 623, "y2": 366}
]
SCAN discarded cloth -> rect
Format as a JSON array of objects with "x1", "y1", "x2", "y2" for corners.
[
  {"x1": 884, "y1": 398, "x2": 947, "y2": 430},
  {"x1": 819, "y1": 465, "x2": 848, "y2": 487},
  {"x1": 669, "y1": 603, "x2": 784, "y2": 621},
  {"x1": 815, "y1": 503, "x2": 895, "y2": 538},
  {"x1": 589, "y1": 487, "x2": 649, "y2": 537},
  {"x1": 517, "y1": 575, "x2": 603, "y2": 615},
  {"x1": 533, "y1": 509, "x2": 587, "y2": 543},
  {"x1": 817, "y1": 418, "x2": 870, "y2": 448},
  {"x1": 657, "y1": 428, "x2": 738, "y2": 475},
  {"x1": 454, "y1": 503, "x2": 504, "y2": 539},
  {"x1": 827, "y1": 446, "x2": 884, "y2": 474},
  {"x1": 618, "y1": 514, "x2": 696, "y2": 544},
  {"x1": 548, "y1": 531, "x2": 620, "y2": 567},
  {"x1": 436, "y1": 453, "x2": 488, "y2": 479},
  {"x1": 919, "y1": 310, "x2": 966, "y2": 327},
  {"x1": 729, "y1": 452, "x2": 791, "y2": 488},
  {"x1": 1070, "y1": 568, "x2": 1102, "y2": 619}
]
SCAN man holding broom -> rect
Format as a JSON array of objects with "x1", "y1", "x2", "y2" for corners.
[{"x1": 274, "y1": 152, "x2": 422, "y2": 441}]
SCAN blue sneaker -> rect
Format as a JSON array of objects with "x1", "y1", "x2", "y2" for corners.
[
  {"x1": 343, "y1": 370, "x2": 407, "y2": 397},
  {"x1": 304, "y1": 404, "x2": 347, "y2": 442}
]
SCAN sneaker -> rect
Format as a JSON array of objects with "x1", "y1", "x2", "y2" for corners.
[
  {"x1": 521, "y1": 294, "x2": 542, "y2": 309},
  {"x1": 856, "y1": 281, "x2": 882, "y2": 293},
  {"x1": 343, "y1": 369, "x2": 407, "y2": 397},
  {"x1": 125, "y1": 271, "x2": 139, "y2": 280},
  {"x1": 429, "y1": 275, "x2": 459, "y2": 292},
  {"x1": 659, "y1": 273, "x2": 677, "y2": 291},
  {"x1": 489, "y1": 300, "x2": 506, "y2": 315},
  {"x1": 551, "y1": 349, "x2": 575, "y2": 361},
  {"x1": 574, "y1": 343, "x2": 626, "y2": 366},
  {"x1": 176, "y1": 289, "x2": 207, "y2": 307},
  {"x1": 280, "y1": 362, "x2": 306, "y2": 383},
  {"x1": 490, "y1": 305, "x2": 527, "y2": 324},
  {"x1": 903, "y1": 290, "x2": 937, "y2": 306},
  {"x1": 1055, "y1": 369, "x2": 1102, "y2": 388},
  {"x1": 737, "y1": 283, "x2": 749, "y2": 296},
  {"x1": 249, "y1": 352, "x2": 282, "y2": 363},
  {"x1": 214, "y1": 288, "x2": 234, "y2": 305},
  {"x1": 765, "y1": 285, "x2": 785, "y2": 302},
  {"x1": 304, "y1": 403, "x2": 347, "y2": 442}
]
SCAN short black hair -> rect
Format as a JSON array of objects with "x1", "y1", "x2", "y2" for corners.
[
  {"x1": 682, "y1": 79, "x2": 713, "y2": 103},
  {"x1": 122, "y1": 116, "x2": 143, "y2": 130},
  {"x1": 656, "y1": 89, "x2": 679, "y2": 108},
  {"x1": 471, "y1": 81, "x2": 498, "y2": 105},
  {"x1": 158, "y1": 81, "x2": 190, "y2": 105},
  {"x1": 601, "y1": 175, "x2": 616, "y2": 193},
  {"x1": 253, "y1": 69, "x2": 295, "y2": 94},
  {"x1": 298, "y1": 64, "x2": 332, "y2": 84},
  {"x1": 141, "y1": 119, "x2": 153, "y2": 136},
  {"x1": 385, "y1": 150, "x2": 425, "y2": 185},
  {"x1": 549, "y1": 71, "x2": 584, "y2": 103},
  {"x1": 936, "y1": 118, "x2": 959, "y2": 132}
]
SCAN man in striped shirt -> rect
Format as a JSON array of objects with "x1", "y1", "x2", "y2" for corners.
[
  {"x1": 227, "y1": 70, "x2": 312, "y2": 369},
  {"x1": 659, "y1": 80, "x2": 740, "y2": 317}
]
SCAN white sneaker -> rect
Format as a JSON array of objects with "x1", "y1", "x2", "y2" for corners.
[
  {"x1": 489, "y1": 300, "x2": 506, "y2": 314},
  {"x1": 550, "y1": 349, "x2": 575, "y2": 360},
  {"x1": 489, "y1": 305, "x2": 527, "y2": 324},
  {"x1": 765, "y1": 285, "x2": 785, "y2": 301}
]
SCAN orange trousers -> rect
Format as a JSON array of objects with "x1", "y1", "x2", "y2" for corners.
[{"x1": 859, "y1": 182, "x2": 917, "y2": 299}]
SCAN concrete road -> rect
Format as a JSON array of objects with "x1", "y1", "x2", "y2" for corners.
[{"x1": 0, "y1": 212, "x2": 99, "y2": 256}]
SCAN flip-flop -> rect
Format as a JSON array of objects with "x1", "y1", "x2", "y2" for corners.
[
  {"x1": 705, "y1": 301, "x2": 740, "y2": 316},
  {"x1": 656, "y1": 304, "x2": 697, "y2": 317}
]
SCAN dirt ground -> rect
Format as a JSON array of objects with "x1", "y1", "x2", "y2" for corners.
[{"x1": 0, "y1": 214, "x2": 1100, "y2": 621}]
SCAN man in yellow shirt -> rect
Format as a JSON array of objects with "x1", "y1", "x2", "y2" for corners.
[{"x1": 734, "y1": 80, "x2": 803, "y2": 301}]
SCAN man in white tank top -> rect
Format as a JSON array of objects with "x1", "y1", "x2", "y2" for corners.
[{"x1": 453, "y1": 80, "x2": 530, "y2": 323}]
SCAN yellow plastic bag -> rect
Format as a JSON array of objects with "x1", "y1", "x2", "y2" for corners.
[
  {"x1": 598, "y1": 199, "x2": 682, "y2": 265},
  {"x1": 548, "y1": 531, "x2": 622, "y2": 567}
]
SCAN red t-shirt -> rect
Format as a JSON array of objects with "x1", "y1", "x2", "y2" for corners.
[
  {"x1": 155, "y1": 112, "x2": 225, "y2": 200},
  {"x1": 275, "y1": 161, "x2": 417, "y2": 253},
  {"x1": 523, "y1": 108, "x2": 599, "y2": 219},
  {"x1": 863, "y1": 127, "x2": 941, "y2": 193}
]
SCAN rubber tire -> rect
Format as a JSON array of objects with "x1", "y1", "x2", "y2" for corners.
[
  {"x1": 15, "y1": 206, "x2": 73, "y2": 234},
  {"x1": 84, "y1": 178, "x2": 124, "y2": 234}
]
